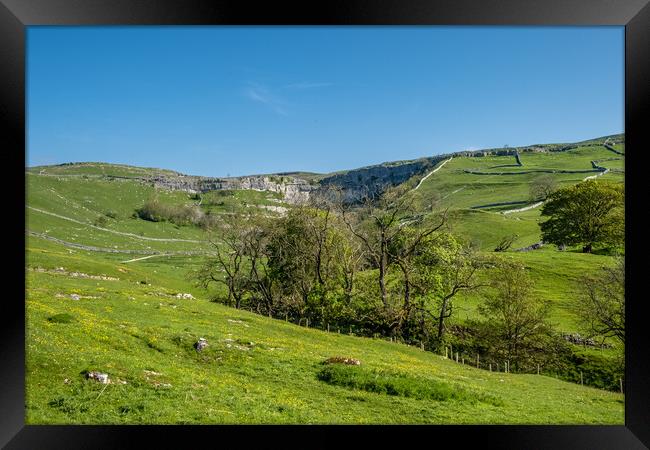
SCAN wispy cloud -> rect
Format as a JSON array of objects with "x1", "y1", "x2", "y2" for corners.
[
  {"x1": 283, "y1": 81, "x2": 333, "y2": 90},
  {"x1": 243, "y1": 82, "x2": 288, "y2": 116}
]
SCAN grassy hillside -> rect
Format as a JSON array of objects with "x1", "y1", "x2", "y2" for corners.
[
  {"x1": 26, "y1": 243, "x2": 623, "y2": 424},
  {"x1": 25, "y1": 137, "x2": 625, "y2": 424},
  {"x1": 409, "y1": 145, "x2": 622, "y2": 212},
  {"x1": 407, "y1": 139, "x2": 624, "y2": 336}
]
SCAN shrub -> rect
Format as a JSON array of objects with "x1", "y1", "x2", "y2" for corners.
[
  {"x1": 316, "y1": 364, "x2": 503, "y2": 406},
  {"x1": 104, "y1": 210, "x2": 118, "y2": 219},
  {"x1": 47, "y1": 313, "x2": 75, "y2": 324},
  {"x1": 135, "y1": 196, "x2": 203, "y2": 226},
  {"x1": 94, "y1": 215, "x2": 108, "y2": 227},
  {"x1": 323, "y1": 356, "x2": 361, "y2": 366}
]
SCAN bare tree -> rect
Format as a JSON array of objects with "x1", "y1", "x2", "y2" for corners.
[
  {"x1": 494, "y1": 234, "x2": 518, "y2": 252},
  {"x1": 387, "y1": 212, "x2": 448, "y2": 333},
  {"x1": 574, "y1": 258, "x2": 625, "y2": 345},
  {"x1": 529, "y1": 174, "x2": 558, "y2": 201},
  {"x1": 338, "y1": 185, "x2": 417, "y2": 307},
  {"x1": 195, "y1": 214, "x2": 250, "y2": 308}
]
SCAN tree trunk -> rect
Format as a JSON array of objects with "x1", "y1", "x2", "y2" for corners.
[
  {"x1": 379, "y1": 252, "x2": 388, "y2": 306},
  {"x1": 437, "y1": 297, "x2": 450, "y2": 341},
  {"x1": 316, "y1": 247, "x2": 324, "y2": 285},
  {"x1": 398, "y1": 261, "x2": 411, "y2": 317}
]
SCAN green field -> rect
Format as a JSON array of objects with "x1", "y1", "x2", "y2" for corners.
[
  {"x1": 25, "y1": 137, "x2": 625, "y2": 424},
  {"x1": 26, "y1": 244, "x2": 623, "y2": 424}
]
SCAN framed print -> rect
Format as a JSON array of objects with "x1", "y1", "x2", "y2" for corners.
[{"x1": 3, "y1": 0, "x2": 650, "y2": 448}]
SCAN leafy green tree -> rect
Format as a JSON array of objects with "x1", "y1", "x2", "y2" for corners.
[
  {"x1": 412, "y1": 233, "x2": 487, "y2": 344},
  {"x1": 339, "y1": 185, "x2": 415, "y2": 307},
  {"x1": 539, "y1": 180, "x2": 624, "y2": 253},
  {"x1": 479, "y1": 259, "x2": 551, "y2": 370}
]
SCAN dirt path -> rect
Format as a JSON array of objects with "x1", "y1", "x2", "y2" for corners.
[
  {"x1": 121, "y1": 254, "x2": 171, "y2": 263},
  {"x1": 413, "y1": 157, "x2": 453, "y2": 191},
  {"x1": 441, "y1": 186, "x2": 466, "y2": 200},
  {"x1": 27, "y1": 206, "x2": 204, "y2": 243}
]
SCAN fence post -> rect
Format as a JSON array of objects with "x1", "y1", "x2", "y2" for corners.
[
  {"x1": 620, "y1": 378, "x2": 623, "y2": 394},
  {"x1": 537, "y1": 364, "x2": 540, "y2": 375},
  {"x1": 456, "y1": 352, "x2": 459, "y2": 363},
  {"x1": 349, "y1": 326, "x2": 352, "y2": 336},
  {"x1": 327, "y1": 323, "x2": 330, "y2": 333},
  {"x1": 306, "y1": 318, "x2": 309, "y2": 328},
  {"x1": 445, "y1": 347, "x2": 448, "y2": 359},
  {"x1": 420, "y1": 342, "x2": 424, "y2": 351},
  {"x1": 462, "y1": 357, "x2": 465, "y2": 365},
  {"x1": 476, "y1": 354, "x2": 480, "y2": 369},
  {"x1": 496, "y1": 363, "x2": 499, "y2": 372},
  {"x1": 580, "y1": 371, "x2": 583, "y2": 386},
  {"x1": 489, "y1": 363, "x2": 492, "y2": 372}
]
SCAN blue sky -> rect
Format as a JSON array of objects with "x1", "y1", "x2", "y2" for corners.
[{"x1": 27, "y1": 26, "x2": 624, "y2": 177}]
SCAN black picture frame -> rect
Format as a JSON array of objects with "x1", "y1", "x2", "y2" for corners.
[{"x1": 3, "y1": 1, "x2": 649, "y2": 448}]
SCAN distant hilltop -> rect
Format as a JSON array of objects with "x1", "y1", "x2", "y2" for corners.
[{"x1": 28, "y1": 133, "x2": 624, "y2": 204}]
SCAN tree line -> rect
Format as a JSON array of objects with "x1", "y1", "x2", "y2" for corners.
[{"x1": 193, "y1": 181, "x2": 625, "y2": 381}]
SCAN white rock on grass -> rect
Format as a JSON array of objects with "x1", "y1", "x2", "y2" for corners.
[
  {"x1": 86, "y1": 371, "x2": 110, "y2": 384},
  {"x1": 194, "y1": 338, "x2": 208, "y2": 351}
]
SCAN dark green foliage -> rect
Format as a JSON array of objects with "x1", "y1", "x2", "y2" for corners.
[
  {"x1": 135, "y1": 196, "x2": 203, "y2": 226},
  {"x1": 317, "y1": 364, "x2": 504, "y2": 406},
  {"x1": 553, "y1": 351, "x2": 623, "y2": 391},
  {"x1": 540, "y1": 180, "x2": 624, "y2": 253},
  {"x1": 47, "y1": 313, "x2": 75, "y2": 324},
  {"x1": 94, "y1": 215, "x2": 108, "y2": 227}
]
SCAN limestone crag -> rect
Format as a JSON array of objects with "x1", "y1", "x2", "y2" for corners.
[
  {"x1": 318, "y1": 155, "x2": 449, "y2": 201},
  {"x1": 147, "y1": 174, "x2": 316, "y2": 204},
  {"x1": 130, "y1": 134, "x2": 624, "y2": 204}
]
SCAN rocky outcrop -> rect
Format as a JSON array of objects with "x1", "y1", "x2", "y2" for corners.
[
  {"x1": 107, "y1": 135, "x2": 624, "y2": 204},
  {"x1": 563, "y1": 333, "x2": 612, "y2": 349},
  {"x1": 318, "y1": 155, "x2": 450, "y2": 202},
  {"x1": 142, "y1": 156, "x2": 451, "y2": 204},
  {"x1": 145, "y1": 174, "x2": 317, "y2": 204},
  {"x1": 194, "y1": 338, "x2": 208, "y2": 351},
  {"x1": 514, "y1": 241, "x2": 544, "y2": 252}
]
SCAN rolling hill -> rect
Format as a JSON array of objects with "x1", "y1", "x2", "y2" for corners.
[{"x1": 25, "y1": 133, "x2": 625, "y2": 424}]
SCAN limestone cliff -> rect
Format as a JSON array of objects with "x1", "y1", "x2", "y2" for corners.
[{"x1": 145, "y1": 174, "x2": 316, "y2": 204}]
